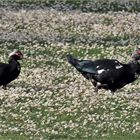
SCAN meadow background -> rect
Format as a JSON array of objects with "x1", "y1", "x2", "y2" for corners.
[{"x1": 0, "y1": 0, "x2": 140, "y2": 140}]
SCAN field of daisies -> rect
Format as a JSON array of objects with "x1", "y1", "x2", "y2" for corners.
[{"x1": 0, "y1": 0, "x2": 140, "y2": 140}]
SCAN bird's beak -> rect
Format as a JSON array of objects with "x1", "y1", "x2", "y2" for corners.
[{"x1": 18, "y1": 54, "x2": 23, "y2": 60}]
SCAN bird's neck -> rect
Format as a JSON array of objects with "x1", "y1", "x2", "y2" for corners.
[
  {"x1": 127, "y1": 60, "x2": 140, "y2": 74},
  {"x1": 128, "y1": 60, "x2": 139, "y2": 65},
  {"x1": 8, "y1": 58, "x2": 21, "y2": 73},
  {"x1": 9, "y1": 57, "x2": 17, "y2": 63},
  {"x1": 8, "y1": 58, "x2": 20, "y2": 66}
]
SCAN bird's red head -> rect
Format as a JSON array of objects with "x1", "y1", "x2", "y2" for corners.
[
  {"x1": 9, "y1": 50, "x2": 23, "y2": 60},
  {"x1": 136, "y1": 49, "x2": 140, "y2": 55},
  {"x1": 132, "y1": 48, "x2": 140, "y2": 61}
]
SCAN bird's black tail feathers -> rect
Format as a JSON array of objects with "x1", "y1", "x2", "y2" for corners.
[{"x1": 66, "y1": 54, "x2": 79, "y2": 67}]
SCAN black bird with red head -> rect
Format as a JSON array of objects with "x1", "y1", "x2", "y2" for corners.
[
  {"x1": 0, "y1": 50, "x2": 23, "y2": 89},
  {"x1": 67, "y1": 49, "x2": 140, "y2": 93}
]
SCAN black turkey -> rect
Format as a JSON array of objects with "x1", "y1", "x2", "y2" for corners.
[
  {"x1": 67, "y1": 50, "x2": 140, "y2": 93},
  {"x1": 0, "y1": 50, "x2": 23, "y2": 89}
]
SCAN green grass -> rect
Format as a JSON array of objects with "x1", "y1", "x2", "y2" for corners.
[
  {"x1": 0, "y1": 51, "x2": 139, "y2": 140},
  {"x1": 0, "y1": 134, "x2": 29, "y2": 140},
  {"x1": 100, "y1": 134, "x2": 140, "y2": 140},
  {"x1": 0, "y1": 134, "x2": 140, "y2": 140},
  {"x1": 1, "y1": 7, "x2": 140, "y2": 140}
]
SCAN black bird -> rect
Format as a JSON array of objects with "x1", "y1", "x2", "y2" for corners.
[
  {"x1": 67, "y1": 50, "x2": 140, "y2": 93},
  {"x1": 0, "y1": 50, "x2": 23, "y2": 89}
]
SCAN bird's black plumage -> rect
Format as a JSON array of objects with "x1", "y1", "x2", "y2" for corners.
[
  {"x1": 0, "y1": 50, "x2": 23, "y2": 89},
  {"x1": 67, "y1": 52, "x2": 140, "y2": 93}
]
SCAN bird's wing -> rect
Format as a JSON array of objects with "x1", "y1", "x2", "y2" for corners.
[
  {"x1": 78, "y1": 59, "x2": 124, "y2": 74},
  {"x1": 0, "y1": 63, "x2": 10, "y2": 78},
  {"x1": 78, "y1": 60, "x2": 97, "y2": 74}
]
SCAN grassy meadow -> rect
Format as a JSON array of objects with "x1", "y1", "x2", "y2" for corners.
[{"x1": 0, "y1": 1, "x2": 140, "y2": 140}]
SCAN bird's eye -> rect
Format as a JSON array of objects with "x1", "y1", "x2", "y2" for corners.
[
  {"x1": 16, "y1": 52, "x2": 22, "y2": 56},
  {"x1": 137, "y1": 50, "x2": 140, "y2": 54}
]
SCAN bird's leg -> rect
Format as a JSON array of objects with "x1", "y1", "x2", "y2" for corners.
[
  {"x1": 110, "y1": 89, "x2": 115, "y2": 94},
  {"x1": 95, "y1": 85, "x2": 99, "y2": 93},
  {"x1": 96, "y1": 83, "x2": 108, "y2": 93},
  {"x1": 88, "y1": 74, "x2": 99, "y2": 93},
  {"x1": 111, "y1": 91, "x2": 114, "y2": 94},
  {"x1": 2, "y1": 85, "x2": 7, "y2": 90},
  {"x1": 91, "y1": 80, "x2": 97, "y2": 87},
  {"x1": 95, "y1": 82, "x2": 104, "y2": 93},
  {"x1": 90, "y1": 79, "x2": 98, "y2": 93},
  {"x1": 99, "y1": 83, "x2": 108, "y2": 88}
]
